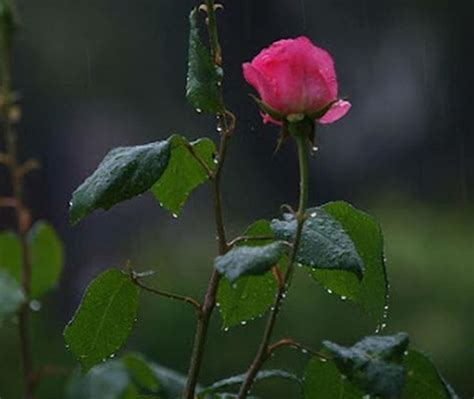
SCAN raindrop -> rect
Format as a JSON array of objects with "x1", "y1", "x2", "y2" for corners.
[
  {"x1": 29, "y1": 300, "x2": 41, "y2": 312},
  {"x1": 172, "y1": 213, "x2": 178, "y2": 219},
  {"x1": 195, "y1": 108, "x2": 202, "y2": 114},
  {"x1": 340, "y1": 296, "x2": 347, "y2": 301},
  {"x1": 216, "y1": 302, "x2": 221, "y2": 307},
  {"x1": 216, "y1": 125, "x2": 224, "y2": 133},
  {"x1": 109, "y1": 353, "x2": 116, "y2": 359},
  {"x1": 310, "y1": 212, "x2": 317, "y2": 217},
  {"x1": 224, "y1": 327, "x2": 229, "y2": 332},
  {"x1": 404, "y1": 351, "x2": 409, "y2": 356},
  {"x1": 213, "y1": 157, "x2": 219, "y2": 165},
  {"x1": 301, "y1": 348, "x2": 308, "y2": 354},
  {"x1": 240, "y1": 321, "x2": 247, "y2": 326},
  {"x1": 327, "y1": 289, "x2": 333, "y2": 294},
  {"x1": 319, "y1": 358, "x2": 327, "y2": 363},
  {"x1": 311, "y1": 146, "x2": 319, "y2": 152}
]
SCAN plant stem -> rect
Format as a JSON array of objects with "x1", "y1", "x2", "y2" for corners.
[
  {"x1": 184, "y1": 120, "x2": 232, "y2": 398},
  {"x1": 237, "y1": 134, "x2": 309, "y2": 399},
  {"x1": 131, "y1": 276, "x2": 202, "y2": 312},
  {"x1": 184, "y1": 3, "x2": 231, "y2": 395},
  {"x1": 0, "y1": 17, "x2": 35, "y2": 399}
]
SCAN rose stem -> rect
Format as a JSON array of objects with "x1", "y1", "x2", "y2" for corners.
[{"x1": 237, "y1": 133, "x2": 310, "y2": 399}]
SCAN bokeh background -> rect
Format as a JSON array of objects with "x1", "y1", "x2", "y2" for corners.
[{"x1": 0, "y1": 0, "x2": 473, "y2": 397}]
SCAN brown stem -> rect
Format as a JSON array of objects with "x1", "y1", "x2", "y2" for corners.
[
  {"x1": 237, "y1": 135, "x2": 310, "y2": 399},
  {"x1": 1, "y1": 13, "x2": 36, "y2": 399},
  {"x1": 130, "y1": 275, "x2": 202, "y2": 312},
  {"x1": 184, "y1": 121, "x2": 232, "y2": 398}
]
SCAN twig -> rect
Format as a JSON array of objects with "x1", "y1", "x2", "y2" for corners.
[
  {"x1": 227, "y1": 235, "x2": 275, "y2": 248},
  {"x1": 268, "y1": 338, "x2": 330, "y2": 361},
  {"x1": 0, "y1": 196, "x2": 16, "y2": 207},
  {"x1": 130, "y1": 274, "x2": 202, "y2": 313},
  {"x1": 0, "y1": 12, "x2": 36, "y2": 398}
]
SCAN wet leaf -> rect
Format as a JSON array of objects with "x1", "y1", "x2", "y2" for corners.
[{"x1": 64, "y1": 269, "x2": 139, "y2": 372}]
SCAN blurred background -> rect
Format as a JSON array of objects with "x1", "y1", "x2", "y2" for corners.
[{"x1": 0, "y1": 0, "x2": 473, "y2": 397}]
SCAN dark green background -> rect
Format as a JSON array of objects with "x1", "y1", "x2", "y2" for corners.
[{"x1": 0, "y1": 0, "x2": 472, "y2": 397}]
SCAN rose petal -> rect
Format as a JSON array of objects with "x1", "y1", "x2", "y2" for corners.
[
  {"x1": 243, "y1": 63, "x2": 282, "y2": 111},
  {"x1": 317, "y1": 100, "x2": 351, "y2": 124}
]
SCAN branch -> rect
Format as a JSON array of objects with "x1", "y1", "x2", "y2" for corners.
[
  {"x1": 227, "y1": 235, "x2": 275, "y2": 248},
  {"x1": 130, "y1": 274, "x2": 201, "y2": 313},
  {"x1": 268, "y1": 338, "x2": 331, "y2": 361},
  {"x1": 0, "y1": 196, "x2": 16, "y2": 207}
]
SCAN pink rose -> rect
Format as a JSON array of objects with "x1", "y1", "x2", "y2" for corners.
[{"x1": 243, "y1": 36, "x2": 351, "y2": 125}]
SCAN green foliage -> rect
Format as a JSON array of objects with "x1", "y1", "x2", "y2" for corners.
[
  {"x1": 66, "y1": 360, "x2": 131, "y2": 399},
  {"x1": 28, "y1": 221, "x2": 64, "y2": 298},
  {"x1": 70, "y1": 135, "x2": 215, "y2": 224},
  {"x1": 303, "y1": 357, "x2": 364, "y2": 399},
  {"x1": 0, "y1": 222, "x2": 63, "y2": 299},
  {"x1": 65, "y1": 353, "x2": 193, "y2": 399},
  {"x1": 303, "y1": 342, "x2": 458, "y2": 399},
  {"x1": 64, "y1": 269, "x2": 139, "y2": 372},
  {"x1": 323, "y1": 333, "x2": 409, "y2": 398},
  {"x1": 271, "y1": 208, "x2": 364, "y2": 279},
  {"x1": 122, "y1": 353, "x2": 160, "y2": 393},
  {"x1": 403, "y1": 351, "x2": 459, "y2": 399},
  {"x1": 0, "y1": 230, "x2": 21, "y2": 280},
  {"x1": 0, "y1": 270, "x2": 25, "y2": 321},
  {"x1": 151, "y1": 136, "x2": 216, "y2": 215},
  {"x1": 198, "y1": 369, "x2": 300, "y2": 398},
  {"x1": 186, "y1": 8, "x2": 224, "y2": 114},
  {"x1": 215, "y1": 242, "x2": 285, "y2": 283},
  {"x1": 69, "y1": 140, "x2": 172, "y2": 224},
  {"x1": 217, "y1": 220, "x2": 278, "y2": 329},
  {"x1": 312, "y1": 202, "x2": 388, "y2": 322}
]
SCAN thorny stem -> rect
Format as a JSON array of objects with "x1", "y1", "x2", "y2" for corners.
[
  {"x1": 237, "y1": 134, "x2": 310, "y2": 399},
  {"x1": 184, "y1": 2, "x2": 232, "y2": 398},
  {"x1": 0, "y1": 13, "x2": 36, "y2": 399}
]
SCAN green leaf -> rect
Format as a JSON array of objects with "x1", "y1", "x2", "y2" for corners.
[
  {"x1": 0, "y1": 270, "x2": 25, "y2": 321},
  {"x1": 271, "y1": 208, "x2": 364, "y2": 279},
  {"x1": 303, "y1": 357, "x2": 364, "y2": 399},
  {"x1": 64, "y1": 269, "x2": 140, "y2": 371},
  {"x1": 123, "y1": 353, "x2": 160, "y2": 392},
  {"x1": 151, "y1": 136, "x2": 216, "y2": 215},
  {"x1": 0, "y1": 230, "x2": 21, "y2": 281},
  {"x1": 28, "y1": 221, "x2": 64, "y2": 298},
  {"x1": 66, "y1": 361, "x2": 131, "y2": 399},
  {"x1": 402, "y1": 350, "x2": 459, "y2": 399},
  {"x1": 217, "y1": 220, "x2": 278, "y2": 329},
  {"x1": 198, "y1": 369, "x2": 300, "y2": 398},
  {"x1": 215, "y1": 242, "x2": 285, "y2": 283},
  {"x1": 0, "y1": 223, "x2": 64, "y2": 299},
  {"x1": 69, "y1": 140, "x2": 172, "y2": 225},
  {"x1": 149, "y1": 363, "x2": 188, "y2": 399},
  {"x1": 323, "y1": 333, "x2": 409, "y2": 398},
  {"x1": 186, "y1": 8, "x2": 224, "y2": 114},
  {"x1": 312, "y1": 201, "x2": 389, "y2": 322}
]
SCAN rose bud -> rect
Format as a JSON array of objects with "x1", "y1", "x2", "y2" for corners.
[{"x1": 243, "y1": 36, "x2": 351, "y2": 128}]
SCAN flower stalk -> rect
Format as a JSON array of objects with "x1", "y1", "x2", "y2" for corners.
[{"x1": 237, "y1": 132, "x2": 310, "y2": 399}]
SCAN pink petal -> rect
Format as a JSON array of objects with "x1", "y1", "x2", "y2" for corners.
[
  {"x1": 243, "y1": 63, "x2": 282, "y2": 111},
  {"x1": 317, "y1": 100, "x2": 351, "y2": 124}
]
